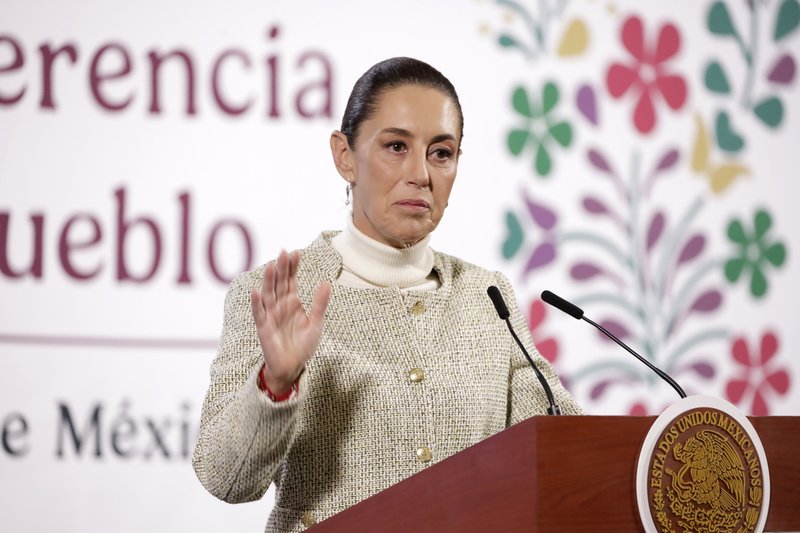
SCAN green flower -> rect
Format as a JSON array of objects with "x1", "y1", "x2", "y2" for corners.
[
  {"x1": 507, "y1": 82, "x2": 573, "y2": 176},
  {"x1": 724, "y1": 209, "x2": 787, "y2": 298}
]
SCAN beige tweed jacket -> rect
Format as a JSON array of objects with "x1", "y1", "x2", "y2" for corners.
[{"x1": 193, "y1": 232, "x2": 581, "y2": 532}]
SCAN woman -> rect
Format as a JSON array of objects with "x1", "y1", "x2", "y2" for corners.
[{"x1": 192, "y1": 57, "x2": 580, "y2": 532}]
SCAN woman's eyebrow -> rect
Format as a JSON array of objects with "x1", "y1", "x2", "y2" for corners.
[
  {"x1": 379, "y1": 128, "x2": 456, "y2": 144},
  {"x1": 380, "y1": 127, "x2": 413, "y2": 137},
  {"x1": 430, "y1": 133, "x2": 457, "y2": 144}
]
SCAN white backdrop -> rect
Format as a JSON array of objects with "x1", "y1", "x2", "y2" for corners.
[{"x1": 1, "y1": 1, "x2": 798, "y2": 531}]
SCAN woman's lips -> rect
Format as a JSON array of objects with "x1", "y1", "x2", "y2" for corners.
[{"x1": 395, "y1": 199, "x2": 430, "y2": 210}]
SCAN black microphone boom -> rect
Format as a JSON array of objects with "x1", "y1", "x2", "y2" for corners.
[
  {"x1": 487, "y1": 286, "x2": 562, "y2": 415},
  {"x1": 486, "y1": 285, "x2": 510, "y2": 319},
  {"x1": 540, "y1": 290, "x2": 686, "y2": 399}
]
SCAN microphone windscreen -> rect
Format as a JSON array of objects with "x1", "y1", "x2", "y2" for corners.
[
  {"x1": 541, "y1": 290, "x2": 584, "y2": 320},
  {"x1": 487, "y1": 286, "x2": 510, "y2": 320}
]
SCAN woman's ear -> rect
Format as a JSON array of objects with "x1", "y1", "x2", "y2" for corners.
[{"x1": 330, "y1": 131, "x2": 355, "y2": 182}]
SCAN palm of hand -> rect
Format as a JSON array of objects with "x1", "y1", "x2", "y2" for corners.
[{"x1": 250, "y1": 250, "x2": 331, "y2": 393}]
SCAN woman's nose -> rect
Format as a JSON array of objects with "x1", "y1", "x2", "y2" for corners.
[{"x1": 406, "y1": 153, "x2": 430, "y2": 187}]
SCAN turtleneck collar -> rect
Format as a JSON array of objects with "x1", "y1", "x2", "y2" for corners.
[{"x1": 330, "y1": 215, "x2": 438, "y2": 289}]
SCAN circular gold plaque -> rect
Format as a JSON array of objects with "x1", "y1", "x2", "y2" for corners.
[{"x1": 636, "y1": 395, "x2": 770, "y2": 533}]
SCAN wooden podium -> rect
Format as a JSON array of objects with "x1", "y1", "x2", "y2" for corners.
[{"x1": 312, "y1": 416, "x2": 800, "y2": 532}]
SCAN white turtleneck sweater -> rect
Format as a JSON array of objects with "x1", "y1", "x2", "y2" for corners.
[{"x1": 330, "y1": 216, "x2": 440, "y2": 291}]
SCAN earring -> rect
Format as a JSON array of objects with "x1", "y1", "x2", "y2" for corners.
[{"x1": 345, "y1": 182, "x2": 352, "y2": 206}]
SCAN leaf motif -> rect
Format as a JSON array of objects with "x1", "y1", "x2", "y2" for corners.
[
  {"x1": 588, "y1": 148, "x2": 612, "y2": 173},
  {"x1": 590, "y1": 379, "x2": 613, "y2": 400},
  {"x1": 655, "y1": 149, "x2": 680, "y2": 173},
  {"x1": 558, "y1": 18, "x2": 589, "y2": 56},
  {"x1": 678, "y1": 234, "x2": 706, "y2": 264},
  {"x1": 708, "y1": 1, "x2": 737, "y2": 36},
  {"x1": 710, "y1": 163, "x2": 749, "y2": 194},
  {"x1": 512, "y1": 87, "x2": 533, "y2": 117},
  {"x1": 582, "y1": 196, "x2": 608, "y2": 215},
  {"x1": 767, "y1": 54, "x2": 796, "y2": 84},
  {"x1": 570, "y1": 262, "x2": 603, "y2": 280},
  {"x1": 499, "y1": 33, "x2": 519, "y2": 48},
  {"x1": 691, "y1": 114, "x2": 710, "y2": 172},
  {"x1": 523, "y1": 194, "x2": 557, "y2": 229},
  {"x1": 715, "y1": 111, "x2": 745, "y2": 153},
  {"x1": 534, "y1": 24, "x2": 544, "y2": 48},
  {"x1": 524, "y1": 241, "x2": 556, "y2": 275},
  {"x1": 502, "y1": 211, "x2": 524, "y2": 259},
  {"x1": 754, "y1": 96, "x2": 784, "y2": 128},
  {"x1": 597, "y1": 319, "x2": 630, "y2": 341},
  {"x1": 689, "y1": 362, "x2": 716, "y2": 379},
  {"x1": 704, "y1": 61, "x2": 731, "y2": 93},
  {"x1": 689, "y1": 289, "x2": 722, "y2": 312},
  {"x1": 775, "y1": 0, "x2": 800, "y2": 41},
  {"x1": 508, "y1": 129, "x2": 530, "y2": 155},
  {"x1": 576, "y1": 84, "x2": 598, "y2": 125},
  {"x1": 646, "y1": 211, "x2": 666, "y2": 251}
]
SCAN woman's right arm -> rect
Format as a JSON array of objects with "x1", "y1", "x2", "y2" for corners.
[{"x1": 192, "y1": 251, "x2": 330, "y2": 503}]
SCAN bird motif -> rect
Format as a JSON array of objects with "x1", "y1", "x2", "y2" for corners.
[{"x1": 668, "y1": 429, "x2": 746, "y2": 511}]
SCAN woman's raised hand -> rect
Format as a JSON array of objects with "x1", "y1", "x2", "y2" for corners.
[{"x1": 250, "y1": 250, "x2": 331, "y2": 395}]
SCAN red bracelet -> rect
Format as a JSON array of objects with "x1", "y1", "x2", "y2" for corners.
[{"x1": 258, "y1": 365, "x2": 299, "y2": 402}]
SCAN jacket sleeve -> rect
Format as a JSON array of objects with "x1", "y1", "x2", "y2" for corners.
[
  {"x1": 192, "y1": 270, "x2": 308, "y2": 503},
  {"x1": 496, "y1": 273, "x2": 582, "y2": 425}
]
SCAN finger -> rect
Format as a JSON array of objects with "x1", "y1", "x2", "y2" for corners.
[
  {"x1": 275, "y1": 250, "x2": 290, "y2": 300},
  {"x1": 250, "y1": 287, "x2": 265, "y2": 324},
  {"x1": 262, "y1": 261, "x2": 277, "y2": 308},
  {"x1": 309, "y1": 281, "x2": 332, "y2": 329},
  {"x1": 288, "y1": 251, "x2": 300, "y2": 279},
  {"x1": 287, "y1": 251, "x2": 300, "y2": 298}
]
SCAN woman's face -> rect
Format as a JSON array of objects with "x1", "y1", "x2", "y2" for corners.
[{"x1": 335, "y1": 84, "x2": 461, "y2": 249}]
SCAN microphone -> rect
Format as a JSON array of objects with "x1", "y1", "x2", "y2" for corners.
[
  {"x1": 540, "y1": 290, "x2": 686, "y2": 399},
  {"x1": 487, "y1": 286, "x2": 562, "y2": 415}
]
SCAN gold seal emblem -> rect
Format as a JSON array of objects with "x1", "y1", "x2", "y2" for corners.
[{"x1": 637, "y1": 396, "x2": 770, "y2": 533}]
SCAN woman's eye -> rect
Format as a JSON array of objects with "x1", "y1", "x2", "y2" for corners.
[
  {"x1": 386, "y1": 141, "x2": 406, "y2": 153},
  {"x1": 431, "y1": 148, "x2": 453, "y2": 160}
]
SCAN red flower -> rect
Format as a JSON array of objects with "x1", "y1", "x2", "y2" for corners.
[
  {"x1": 606, "y1": 15, "x2": 687, "y2": 134},
  {"x1": 725, "y1": 331, "x2": 790, "y2": 415},
  {"x1": 529, "y1": 299, "x2": 559, "y2": 362}
]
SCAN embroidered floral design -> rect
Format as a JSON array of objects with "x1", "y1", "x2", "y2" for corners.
[
  {"x1": 485, "y1": 3, "x2": 795, "y2": 415},
  {"x1": 724, "y1": 209, "x2": 787, "y2": 298},
  {"x1": 725, "y1": 331, "x2": 790, "y2": 415},
  {"x1": 507, "y1": 82, "x2": 573, "y2": 176},
  {"x1": 606, "y1": 15, "x2": 687, "y2": 133},
  {"x1": 502, "y1": 192, "x2": 559, "y2": 277}
]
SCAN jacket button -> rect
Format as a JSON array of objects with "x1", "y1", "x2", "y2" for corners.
[
  {"x1": 416, "y1": 446, "x2": 432, "y2": 463},
  {"x1": 411, "y1": 301, "x2": 425, "y2": 315},
  {"x1": 408, "y1": 367, "x2": 426, "y2": 383},
  {"x1": 301, "y1": 511, "x2": 316, "y2": 527}
]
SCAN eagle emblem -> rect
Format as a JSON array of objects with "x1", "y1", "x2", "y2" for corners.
[{"x1": 667, "y1": 429, "x2": 746, "y2": 512}]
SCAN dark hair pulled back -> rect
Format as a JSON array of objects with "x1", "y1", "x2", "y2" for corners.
[{"x1": 340, "y1": 57, "x2": 464, "y2": 149}]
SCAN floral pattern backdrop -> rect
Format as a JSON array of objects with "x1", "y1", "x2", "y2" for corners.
[{"x1": 481, "y1": 0, "x2": 798, "y2": 415}]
